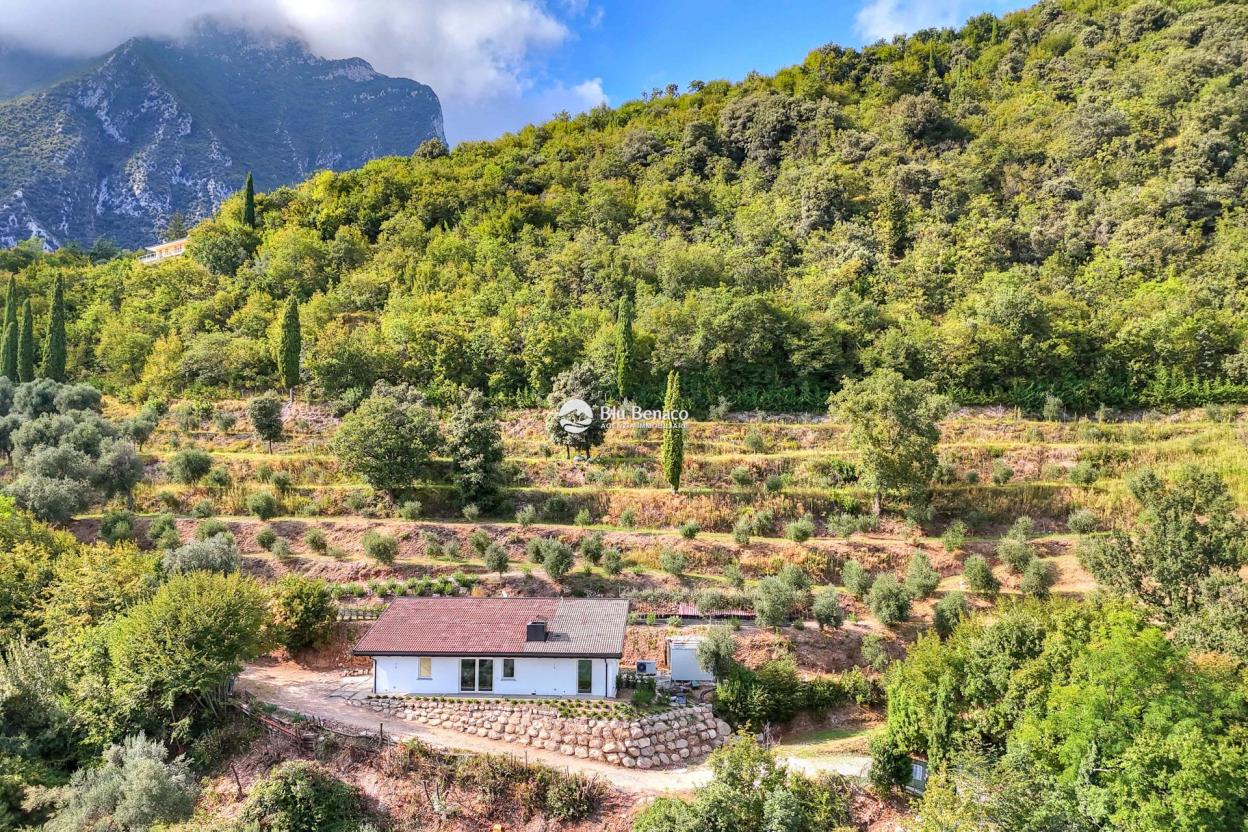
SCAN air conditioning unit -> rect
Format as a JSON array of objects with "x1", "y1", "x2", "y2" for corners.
[{"x1": 636, "y1": 660, "x2": 657, "y2": 675}]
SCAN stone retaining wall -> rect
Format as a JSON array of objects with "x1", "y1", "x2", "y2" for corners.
[{"x1": 357, "y1": 695, "x2": 732, "y2": 769}]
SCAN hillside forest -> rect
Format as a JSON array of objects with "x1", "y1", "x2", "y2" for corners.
[{"x1": 1, "y1": 0, "x2": 1246, "y2": 413}]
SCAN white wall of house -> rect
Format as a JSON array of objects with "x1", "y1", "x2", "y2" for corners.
[{"x1": 373, "y1": 655, "x2": 620, "y2": 697}]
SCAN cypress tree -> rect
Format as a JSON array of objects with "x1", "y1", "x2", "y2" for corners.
[
  {"x1": 242, "y1": 172, "x2": 256, "y2": 228},
  {"x1": 614, "y1": 294, "x2": 636, "y2": 401},
  {"x1": 660, "y1": 370, "x2": 685, "y2": 493},
  {"x1": 277, "y1": 296, "x2": 301, "y2": 400},
  {"x1": 41, "y1": 276, "x2": 66, "y2": 381},
  {"x1": 1, "y1": 322, "x2": 16, "y2": 381},
  {"x1": 17, "y1": 299, "x2": 34, "y2": 382}
]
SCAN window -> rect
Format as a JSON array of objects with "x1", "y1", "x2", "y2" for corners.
[
  {"x1": 418, "y1": 657, "x2": 432, "y2": 679},
  {"x1": 502, "y1": 658, "x2": 515, "y2": 679},
  {"x1": 460, "y1": 658, "x2": 494, "y2": 692},
  {"x1": 577, "y1": 659, "x2": 593, "y2": 694}
]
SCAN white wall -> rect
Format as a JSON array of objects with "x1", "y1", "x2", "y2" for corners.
[
  {"x1": 668, "y1": 644, "x2": 715, "y2": 683},
  {"x1": 374, "y1": 655, "x2": 620, "y2": 697}
]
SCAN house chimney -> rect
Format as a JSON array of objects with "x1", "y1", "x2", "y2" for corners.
[{"x1": 526, "y1": 621, "x2": 547, "y2": 642}]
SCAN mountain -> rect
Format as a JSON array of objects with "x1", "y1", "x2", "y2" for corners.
[{"x1": 0, "y1": 21, "x2": 444, "y2": 249}]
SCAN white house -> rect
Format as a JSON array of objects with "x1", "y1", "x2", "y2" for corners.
[
  {"x1": 353, "y1": 597, "x2": 629, "y2": 698},
  {"x1": 139, "y1": 237, "x2": 187, "y2": 264}
]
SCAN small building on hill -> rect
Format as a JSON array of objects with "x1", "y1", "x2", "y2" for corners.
[
  {"x1": 353, "y1": 597, "x2": 629, "y2": 698},
  {"x1": 139, "y1": 237, "x2": 187, "y2": 264}
]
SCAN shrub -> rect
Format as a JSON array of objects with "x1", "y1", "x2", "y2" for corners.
[
  {"x1": 194, "y1": 518, "x2": 230, "y2": 541},
  {"x1": 203, "y1": 466, "x2": 231, "y2": 490},
  {"x1": 695, "y1": 626, "x2": 736, "y2": 677},
  {"x1": 812, "y1": 588, "x2": 845, "y2": 630},
  {"x1": 241, "y1": 761, "x2": 364, "y2": 832},
  {"x1": 579, "y1": 531, "x2": 604, "y2": 564},
  {"x1": 602, "y1": 548, "x2": 623, "y2": 576},
  {"x1": 723, "y1": 562, "x2": 745, "y2": 589},
  {"x1": 515, "y1": 504, "x2": 537, "y2": 528},
  {"x1": 147, "y1": 512, "x2": 180, "y2": 549},
  {"x1": 304, "y1": 528, "x2": 328, "y2": 553},
  {"x1": 573, "y1": 508, "x2": 592, "y2": 526},
  {"x1": 743, "y1": 429, "x2": 767, "y2": 453},
  {"x1": 659, "y1": 546, "x2": 686, "y2": 576},
  {"x1": 44, "y1": 734, "x2": 197, "y2": 832},
  {"x1": 619, "y1": 508, "x2": 636, "y2": 528},
  {"x1": 1041, "y1": 393, "x2": 1065, "y2": 421},
  {"x1": 841, "y1": 559, "x2": 872, "y2": 600},
  {"x1": 99, "y1": 507, "x2": 136, "y2": 544},
  {"x1": 731, "y1": 515, "x2": 751, "y2": 545},
  {"x1": 730, "y1": 466, "x2": 753, "y2": 487},
  {"x1": 678, "y1": 520, "x2": 700, "y2": 539},
  {"x1": 1020, "y1": 558, "x2": 1057, "y2": 598},
  {"x1": 526, "y1": 537, "x2": 548, "y2": 563},
  {"x1": 904, "y1": 550, "x2": 940, "y2": 599},
  {"x1": 163, "y1": 534, "x2": 239, "y2": 575},
  {"x1": 997, "y1": 537, "x2": 1034, "y2": 574},
  {"x1": 990, "y1": 460, "x2": 1013, "y2": 485},
  {"x1": 190, "y1": 499, "x2": 216, "y2": 519},
  {"x1": 167, "y1": 448, "x2": 212, "y2": 484},
  {"x1": 867, "y1": 574, "x2": 911, "y2": 626},
  {"x1": 362, "y1": 530, "x2": 399, "y2": 565},
  {"x1": 255, "y1": 527, "x2": 277, "y2": 551},
  {"x1": 462, "y1": 503, "x2": 481, "y2": 521},
  {"x1": 1006, "y1": 515, "x2": 1035, "y2": 540},
  {"x1": 860, "y1": 632, "x2": 889, "y2": 671},
  {"x1": 1067, "y1": 508, "x2": 1098, "y2": 534},
  {"x1": 963, "y1": 554, "x2": 999, "y2": 596},
  {"x1": 542, "y1": 540, "x2": 575, "y2": 583},
  {"x1": 468, "y1": 527, "x2": 491, "y2": 555},
  {"x1": 753, "y1": 577, "x2": 796, "y2": 628},
  {"x1": 1069, "y1": 460, "x2": 1098, "y2": 485},
  {"x1": 933, "y1": 591, "x2": 969, "y2": 638},
  {"x1": 397, "y1": 500, "x2": 421, "y2": 520},
  {"x1": 247, "y1": 490, "x2": 280, "y2": 520},
  {"x1": 484, "y1": 543, "x2": 509, "y2": 576},
  {"x1": 542, "y1": 496, "x2": 570, "y2": 520},
  {"x1": 270, "y1": 575, "x2": 337, "y2": 651},
  {"x1": 247, "y1": 393, "x2": 285, "y2": 452},
  {"x1": 270, "y1": 470, "x2": 293, "y2": 493},
  {"x1": 764, "y1": 474, "x2": 784, "y2": 493},
  {"x1": 785, "y1": 514, "x2": 816, "y2": 543}
]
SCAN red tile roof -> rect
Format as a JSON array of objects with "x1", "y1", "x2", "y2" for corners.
[{"x1": 352, "y1": 597, "x2": 629, "y2": 658}]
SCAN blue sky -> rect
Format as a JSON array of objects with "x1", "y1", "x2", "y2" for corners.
[{"x1": 2, "y1": 0, "x2": 1028, "y2": 142}]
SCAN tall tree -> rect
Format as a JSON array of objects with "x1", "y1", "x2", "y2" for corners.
[
  {"x1": 831, "y1": 369, "x2": 951, "y2": 515},
  {"x1": 444, "y1": 390, "x2": 504, "y2": 508},
  {"x1": 16, "y1": 299, "x2": 34, "y2": 382},
  {"x1": 276, "y1": 296, "x2": 300, "y2": 401},
  {"x1": 41, "y1": 276, "x2": 67, "y2": 381},
  {"x1": 242, "y1": 172, "x2": 256, "y2": 229},
  {"x1": 0, "y1": 277, "x2": 15, "y2": 380},
  {"x1": 660, "y1": 370, "x2": 685, "y2": 492},
  {"x1": 614, "y1": 294, "x2": 636, "y2": 401}
]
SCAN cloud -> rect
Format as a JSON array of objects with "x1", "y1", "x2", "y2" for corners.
[
  {"x1": 854, "y1": 0, "x2": 1022, "y2": 42},
  {"x1": 0, "y1": 0, "x2": 604, "y2": 142}
]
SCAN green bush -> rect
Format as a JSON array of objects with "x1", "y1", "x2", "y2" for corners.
[
  {"x1": 904, "y1": 550, "x2": 940, "y2": 599},
  {"x1": 764, "y1": 474, "x2": 785, "y2": 493},
  {"x1": 397, "y1": 500, "x2": 422, "y2": 520},
  {"x1": 990, "y1": 460, "x2": 1013, "y2": 485},
  {"x1": 362, "y1": 530, "x2": 399, "y2": 565},
  {"x1": 659, "y1": 546, "x2": 687, "y2": 576},
  {"x1": 167, "y1": 448, "x2": 212, "y2": 484},
  {"x1": 579, "y1": 531, "x2": 604, "y2": 564},
  {"x1": 678, "y1": 520, "x2": 700, "y2": 539},
  {"x1": 304, "y1": 528, "x2": 328, "y2": 553},
  {"x1": 1020, "y1": 558, "x2": 1057, "y2": 598},
  {"x1": 194, "y1": 518, "x2": 231, "y2": 541},
  {"x1": 515, "y1": 504, "x2": 537, "y2": 528},
  {"x1": 146, "y1": 512, "x2": 180, "y2": 549},
  {"x1": 247, "y1": 490, "x2": 280, "y2": 520},
  {"x1": 860, "y1": 632, "x2": 890, "y2": 671},
  {"x1": 729, "y1": 466, "x2": 753, "y2": 487},
  {"x1": 190, "y1": 498, "x2": 216, "y2": 519},
  {"x1": 841, "y1": 559, "x2": 873, "y2": 600},
  {"x1": 941, "y1": 519, "x2": 968, "y2": 552},
  {"x1": 867, "y1": 573, "x2": 911, "y2": 627},
  {"x1": 270, "y1": 574, "x2": 337, "y2": 651},
  {"x1": 255, "y1": 527, "x2": 277, "y2": 551},
  {"x1": 1006, "y1": 515, "x2": 1035, "y2": 540},
  {"x1": 933, "y1": 591, "x2": 969, "y2": 638},
  {"x1": 963, "y1": 554, "x2": 1000, "y2": 596},
  {"x1": 812, "y1": 588, "x2": 845, "y2": 630},
  {"x1": 241, "y1": 761, "x2": 365, "y2": 832},
  {"x1": 1067, "y1": 508, "x2": 1098, "y2": 534},
  {"x1": 997, "y1": 537, "x2": 1034, "y2": 574},
  {"x1": 785, "y1": 514, "x2": 816, "y2": 542},
  {"x1": 468, "y1": 527, "x2": 491, "y2": 555},
  {"x1": 99, "y1": 508, "x2": 136, "y2": 544},
  {"x1": 602, "y1": 548, "x2": 623, "y2": 576},
  {"x1": 1069, "y1": 460, "x2": 1098, "y2": 485},
  {"x1": 574, "y1": 508, "x2": 592, "y2": 526}
]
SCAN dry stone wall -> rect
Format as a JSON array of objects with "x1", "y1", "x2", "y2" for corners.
[{"x1": 358, "y1": 695, "x2": 732, "y2": 768}]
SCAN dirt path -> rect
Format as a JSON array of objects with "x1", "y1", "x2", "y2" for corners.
[{"x1": 236, "y1": 663, "x2": 872, "y2": 795}]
